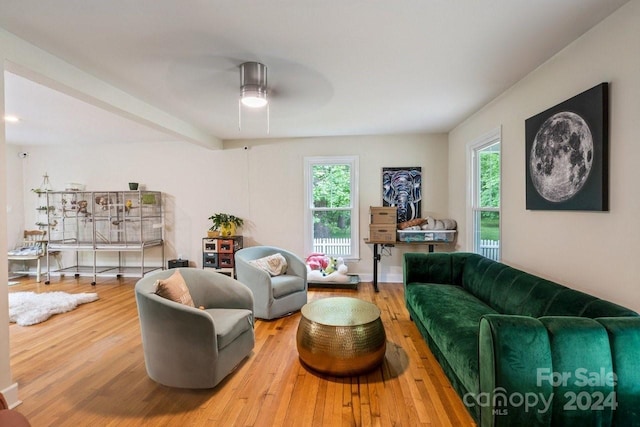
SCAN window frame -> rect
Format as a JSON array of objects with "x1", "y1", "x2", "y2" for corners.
[
  {"x1": 467, "y1": 127, "x2": 501, "y2": 260},
  {"x1": 303, "y1": 156, "x2": 359, "y2": 260}
]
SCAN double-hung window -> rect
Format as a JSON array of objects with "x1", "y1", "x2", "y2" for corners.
[
  {"x1": 468, "y1": 129, "x2": 501, "y2": 261},
  {"x1": 304, "y1": 156, "x2": 359, "y2": 259}
]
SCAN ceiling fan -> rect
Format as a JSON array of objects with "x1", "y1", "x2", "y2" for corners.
[
  {"x1": 239, "y1": 61, "x2": 268, "y2": 108},
  {"x1": 165, "y1": 54, "x2": 333, "y2": 122},
  {"x1": 238, "y1": 61, "x2": 269, "y2": 132}
]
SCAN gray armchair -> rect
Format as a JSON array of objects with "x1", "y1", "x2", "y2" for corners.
[
  {"x1": 235, "y1": 246, "x2": 308, "y2": 320},
  {"x1": 135, "y1": 268, "x2": 254, "y2": 389}
]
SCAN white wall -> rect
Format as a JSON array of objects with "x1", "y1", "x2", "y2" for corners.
[
  {"x1": 4, "y1": 144, "x2": 24, "y2": 251},
  {"x1": 10, "y1": 133, "x2": 448, "y2": 282},
  {"x1": 228, "y1": 134, "x2": 450, "y2": 281},
  {"x1": 1, "y1": 57, "x2": 20, "y2": 407},
  {"x1": 448, "y1": 0, "x2": 640, "y2": 311}
]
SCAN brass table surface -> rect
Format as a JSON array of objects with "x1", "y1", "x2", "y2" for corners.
[
  {"x1": 296, "y1": 297, "x2": 386, "y2": 376},
  {"x1": 301, "y1": 296, "x2": 381, "y2": 326}
]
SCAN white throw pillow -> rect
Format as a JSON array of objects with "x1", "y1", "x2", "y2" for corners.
[{"x1": 249, "y1": 253, "x2": 288, "y2": 276}]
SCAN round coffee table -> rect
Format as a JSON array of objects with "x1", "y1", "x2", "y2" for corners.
[{"x1": 296, "y1": 297, "x2": 386, "y2": 376}]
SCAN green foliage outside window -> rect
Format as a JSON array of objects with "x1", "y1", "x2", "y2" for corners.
[
  {"x1": 312, "y1": 165, "x2": 351, "y2": 238},
  {"x1": 479, "y1": 150, "x2": 500, "y2": 241},
  {"x1": 480, "y1": 151, "x2": 500, "y2": 208}
]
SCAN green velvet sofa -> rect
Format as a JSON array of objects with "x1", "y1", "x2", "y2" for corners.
[{"x1": 403, "y1": 252, "x2": 640, "y2": 427}]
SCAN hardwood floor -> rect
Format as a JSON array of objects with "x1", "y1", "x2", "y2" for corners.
[{"x1": 8, "y1": 274, "x2": 475, "y2": 427}]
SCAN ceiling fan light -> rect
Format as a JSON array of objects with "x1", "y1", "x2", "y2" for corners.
[
  {"x1": 240, "y1": 62, "x2": 268, "y2": 108},
  {"x1": 241, "y1": 87, "x2": 268, "y2": 108}
]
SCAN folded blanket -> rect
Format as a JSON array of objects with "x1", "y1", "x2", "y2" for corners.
[{"x1": 8, "y1": 247, "x2": 43, "y2": 256}]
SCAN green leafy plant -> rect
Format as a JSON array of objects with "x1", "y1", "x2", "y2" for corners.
[{"x1": 208, "y1": 213, "x2": 244, "y2": 231}]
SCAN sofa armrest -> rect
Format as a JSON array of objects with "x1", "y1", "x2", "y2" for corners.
[
  {"x1": 277, "y1": 248, "x2": 307, "y2": 284},
  {"x1": 478, "y1": 314, "x2": 553, "y2": 426},
  {"x1": 403, "y1": 253, "x2": 453, "y2": 287},
  {"x1": 595, "y1": 317, "x2": 640, "y2": 426},
  {"x1": 478, "y1": 314, "x2": 638, "y2": 427},
  {"x1": 136, "y1": 292, "x2": 218, "y2": 358},
  {"x1": 235, "y1": 254, "x2": 276, "y2": 304}
]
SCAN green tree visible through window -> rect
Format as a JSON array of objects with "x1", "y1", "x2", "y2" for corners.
[
  {"x1": 470, "y1": 132, "x2": 500, "y2": 261},
  {"x1": 312, "y1": 164, "x2": 351, "y2": 239},
  {"x1": 479, "y1": 148, "x2": 500, "y2": 242},
  {"x1": 480, "y1": 151, "x2": 500, "y2": 208},
  {"x1": 305, "y1": 156, "x2": 359, "y2": 258}
]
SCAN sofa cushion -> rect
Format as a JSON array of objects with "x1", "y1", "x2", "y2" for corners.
[
  {"x1": 459, "y1": 253, "x2": 638, "y2": 318},
  {"x1": 154, "y1": 270, "x2": 195, "y2": 307},
  {"x1": 404, "y1": 252, "x2": 453, "y2": 285},
  {"x1": 207, "y1": 308, "x2": 253, "y2": 350},
  {"x1": 271, "y1": 275, "x2": 305, "y2": 299},
  {"x1": 582, "y1": 300, "x2": 639, "y2": 318},
  {"x1": 405, "y1": 283, "x2": 498, "y2": 395},
  {"x1": 459, "y1": 254, "x2": 498, "y2": 302}
]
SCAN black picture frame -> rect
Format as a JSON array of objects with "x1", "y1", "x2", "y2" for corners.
[
  {"x1": 525, "y1": 83, "x2": 609, "y2": 211},
  {"x1": 382, "y1": 167, "x2": 422, "y2": 223}
]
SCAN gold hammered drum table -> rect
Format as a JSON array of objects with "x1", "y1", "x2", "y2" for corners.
[{"x1": 296, "y1": 297, "x2": 386, "y2": 376}]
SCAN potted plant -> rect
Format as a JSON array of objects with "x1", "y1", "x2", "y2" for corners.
[{"x1": 208, "y1": 213, "x2": 244, "y2": 237}]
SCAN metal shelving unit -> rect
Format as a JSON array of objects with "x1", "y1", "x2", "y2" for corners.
[{"x1": 45, "y1": 190, "x2": 164, "y2": 285}]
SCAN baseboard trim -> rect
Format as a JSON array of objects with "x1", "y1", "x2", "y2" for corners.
[{"x1": 1, "y1": 382, "x2": 21, "y2": 409}]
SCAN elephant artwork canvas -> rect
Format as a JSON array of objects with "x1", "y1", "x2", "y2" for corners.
[{"x1": 382, "y1": 167, "x2": 422, "y2": 223}]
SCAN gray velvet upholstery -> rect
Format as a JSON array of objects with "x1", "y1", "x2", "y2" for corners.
[
  {"x1": 235, "y1": 246, "x2": 308, "y2": 320},
  {"x1": 135, "y1": 268, "x2": 255, "y2": 389}
]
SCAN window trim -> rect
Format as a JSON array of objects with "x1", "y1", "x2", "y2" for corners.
[
  {"x1": 303, "y1": 156, "x2": 359, "y2": 260},
  {"x1": 466, "y1": 127, "x2": 501, "y2": 259}
]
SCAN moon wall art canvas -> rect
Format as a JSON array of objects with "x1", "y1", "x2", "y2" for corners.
[{"x1": 525, "y1": 83, "x2": 608, "y2": 211}]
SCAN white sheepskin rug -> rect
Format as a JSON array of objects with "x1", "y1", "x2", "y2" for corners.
[{"x1": 9, "y1": 291, "x2": 99, "y2": 326}]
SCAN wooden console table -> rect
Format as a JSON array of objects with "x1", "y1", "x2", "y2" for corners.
[{"x1": 364, "y1": 239, "x2": 451, "y2": 292}]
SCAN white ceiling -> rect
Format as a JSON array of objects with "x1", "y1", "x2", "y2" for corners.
[
  {"x1": 0, "y1": 0, "x2": 629, "y2": 145},
  {"x1": 4, "y1": 71, "x2": 179, "y2": 145}
]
